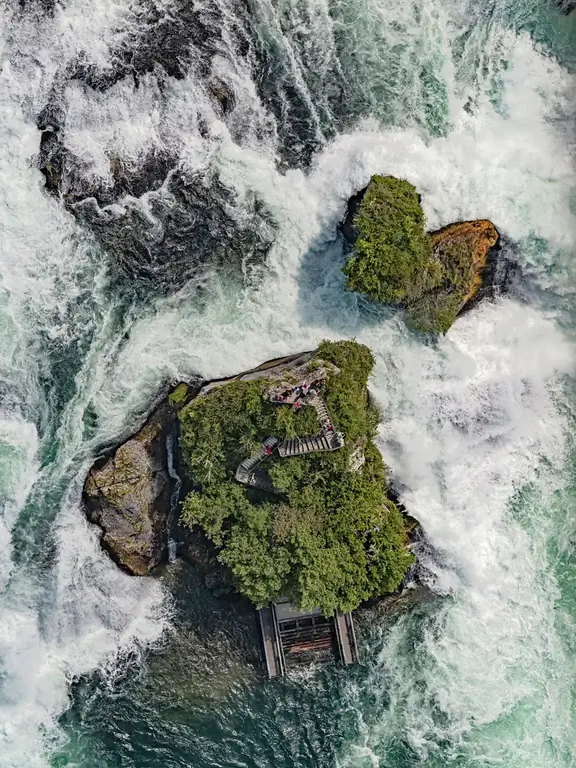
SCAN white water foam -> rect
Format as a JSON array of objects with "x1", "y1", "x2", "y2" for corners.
[
  {"x1": 0, "y1": 416, "x2": 38, "y2": 590},
  {"x1": 0, "y1": 4, "x2": 172, "y2": 766},
  {"x1": 0, "y1": 501, "x2": 170, "y2": 768},
  {"x1": 0, "y1": 0, "x2": 574, "y2": 767},
  {"x1": 341, "y1": 301, "x2": 574, "y2": 765},
  {"x1": 84, "y1": 26, "x2": 575, "y2": 768}
]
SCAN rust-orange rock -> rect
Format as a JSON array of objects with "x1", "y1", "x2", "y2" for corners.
[
  {"x1": 429, "y1": 219, "x2": 499, "y2": 308},
  {"x1": 405, "y1": 218, "x2": 500, "y2": 333}
]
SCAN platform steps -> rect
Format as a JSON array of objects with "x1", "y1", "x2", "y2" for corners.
[
  {"x1": 247, "y1": 468, "x2": 277, "y2": 493},
  {"x1": 310, "y1": 395, "x2": 332, "y2": 431},
  {"x1": 235, "y1": 437, "x2": 279, "y2": 486},
  {"x1": 235, "y1": 394, "x2": 344, "y2": 489},
  {"x1": 258, "y1": 601, "x2": 359, "y2": 676},
  {"x1": 278, "y1": 433, "x2": 335, "y2": 457}
]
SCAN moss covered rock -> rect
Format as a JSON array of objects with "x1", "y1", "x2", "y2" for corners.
[
  {"x1": 408, "y1": 219, "x2": 499, "y2": 333},
  {"x1": 342, "y1": 175, "x2": 500, "y2": 333},
  {"x1": 342, "y1": 175, "x2": 438, "y2": 304},
  {"x1": 429, "y1": 219, "x2": 499, "y2": 305},
  {"x1": 178, "y1": 340, "x2": 414, "y2": 616},
  {"x1": 83, "y1": 404, "x2": 175, "y2": 575}
]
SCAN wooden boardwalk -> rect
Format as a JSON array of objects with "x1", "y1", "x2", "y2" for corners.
[
  {"x1": 234, "y1": 394, "x2": 344, "y2": 493},
  {"x1": 258, "y1": 599, "x2": 358, "y2": 677},
  {"x1": 334, "y1": 610, "x2": 358, "y2": 666}
]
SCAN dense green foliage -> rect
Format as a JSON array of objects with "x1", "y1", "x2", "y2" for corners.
[
  {"x1": 179, "y1": 340, "x2": 414, "y2": 614},
  {"x1": 405, "y1": 289, "x2": 463, "y2": 335},
  {"x1": 342, "y1": 175, "x2": 496, "y2": 333},
  {"x1": 342, "y1": 175, "x2": 438, "y2": 304}
]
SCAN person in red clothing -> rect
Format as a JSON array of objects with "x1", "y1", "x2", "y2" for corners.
[{"x1": 265, "y1": 444, "x2": 273, "y2": 455}]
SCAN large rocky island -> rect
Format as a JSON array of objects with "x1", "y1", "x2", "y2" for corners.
[{"x1": 84, "y1": 341, "x2": 415, "y2": 617}]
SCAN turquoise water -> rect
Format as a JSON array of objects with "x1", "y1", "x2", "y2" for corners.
[{"x1": 0, "y1": 0, "x2": 575, "y2": 766}]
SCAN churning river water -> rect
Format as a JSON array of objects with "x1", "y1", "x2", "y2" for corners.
[{"x1": 0, "y1": 0, "x2": 575, "y2": 766}]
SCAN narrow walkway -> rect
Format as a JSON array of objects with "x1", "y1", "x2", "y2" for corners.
[
  {"x1": 235, "y1": 437, "x2": 279, "y2": 489},
  {"x1": 310, "y1": 394, "x2": 332, "y2": 431},
  {"x1": 235, "y1": 394, "x2": 344, "y2": 492}
]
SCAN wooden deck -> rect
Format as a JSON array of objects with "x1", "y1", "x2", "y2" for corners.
[
  {"x1": 258, "y1": 599, "x2": 358, "y2": 677},
  {"x1": 258, "y1": 605, "x2": 285, "y2": 678},
  {"x1": 334, "y1": 610, "x2": 358, "y2": 665}
]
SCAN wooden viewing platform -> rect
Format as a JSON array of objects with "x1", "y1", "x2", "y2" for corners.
[{"x1": 258, "y1": 599, "x2": 358, "y2": 677}]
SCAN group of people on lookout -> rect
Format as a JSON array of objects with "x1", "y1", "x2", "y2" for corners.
[
  {"x1": 262, "y1": 376, "x2": 337, "y2": 456},
  {"x1": 272, "y1": 378, "x2": 324, "y2": 409}
]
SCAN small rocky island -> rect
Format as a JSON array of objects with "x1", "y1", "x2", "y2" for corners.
[
  {"x1": 342, "y1": 175, "x2": 500, "y2": 333},
  {"x1": 84, "y1": 342, "x2": 414, "y2": 620}
]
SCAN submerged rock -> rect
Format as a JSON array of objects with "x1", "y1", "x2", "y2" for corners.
[{"x1": 83, "y1": 403, "x2": 176, "y2": 575}]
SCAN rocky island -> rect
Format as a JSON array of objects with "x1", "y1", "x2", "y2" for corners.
[
  {"x1": 342, "y1": 175, "x2": 500, "y2": 333},
  {"x1": 84, "y1": 341, "x2": 415, "y2": 620}
]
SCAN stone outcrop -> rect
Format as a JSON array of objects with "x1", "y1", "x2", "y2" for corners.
[
  {"x1": 340, "y1": 176, "x2": 501, "y2": 333},
  {"x1": 83, "y1": 403, "x2": 176, "y2": 575},
  {"x1": 83, "y1": 354, "x2": 313, "y2": 574},
  {"x1": 428, "y1": 219, "x2": 500, "y2": 308},
  {"x1": 403, "y1": 217, "x2": 500, "y2": 333}
]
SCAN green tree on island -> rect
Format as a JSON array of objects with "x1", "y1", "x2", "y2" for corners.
[{"x1": 178, "y1": 340, "x2": 414, "y2": 615}]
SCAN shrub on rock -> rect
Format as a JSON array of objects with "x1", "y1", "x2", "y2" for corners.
[
  {"x1": 178, "y1": 340, "x2": 414, "y2": 615},
  {"x1": 343, "y1": 175, "x2": 438, "y2": 304}
]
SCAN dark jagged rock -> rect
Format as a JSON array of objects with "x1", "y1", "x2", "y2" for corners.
[
  {"x1": 36, "y1": 96, "x2": 177, "y2": 211},
  {"x1": 67, "y1": 0, "x2": 233, "y2": 91},
  {"x1": 340, "y1": 185, "x2": 367, "y2": 245},
  {"x1": 38, "y1": 128, "x2": 63, "y2": 195},
  {"x1": 37, "y1": 103, "x2": 66, "y2": 132},
  {"x1": 70, "y1": 166, "x2": 274, "y2": 289},
  {"x1": 18, "y1": 0, "x2": 56, "y2": 13},
  {"x1": 33, "y1": 0, "x2": 278, "y2": 291},
  {"x1": 33, "y1": 0, "x2": 366, "y2": 290},
  {"x1": 35, "y1": 104, "x2": 273, "y2": 291}
]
